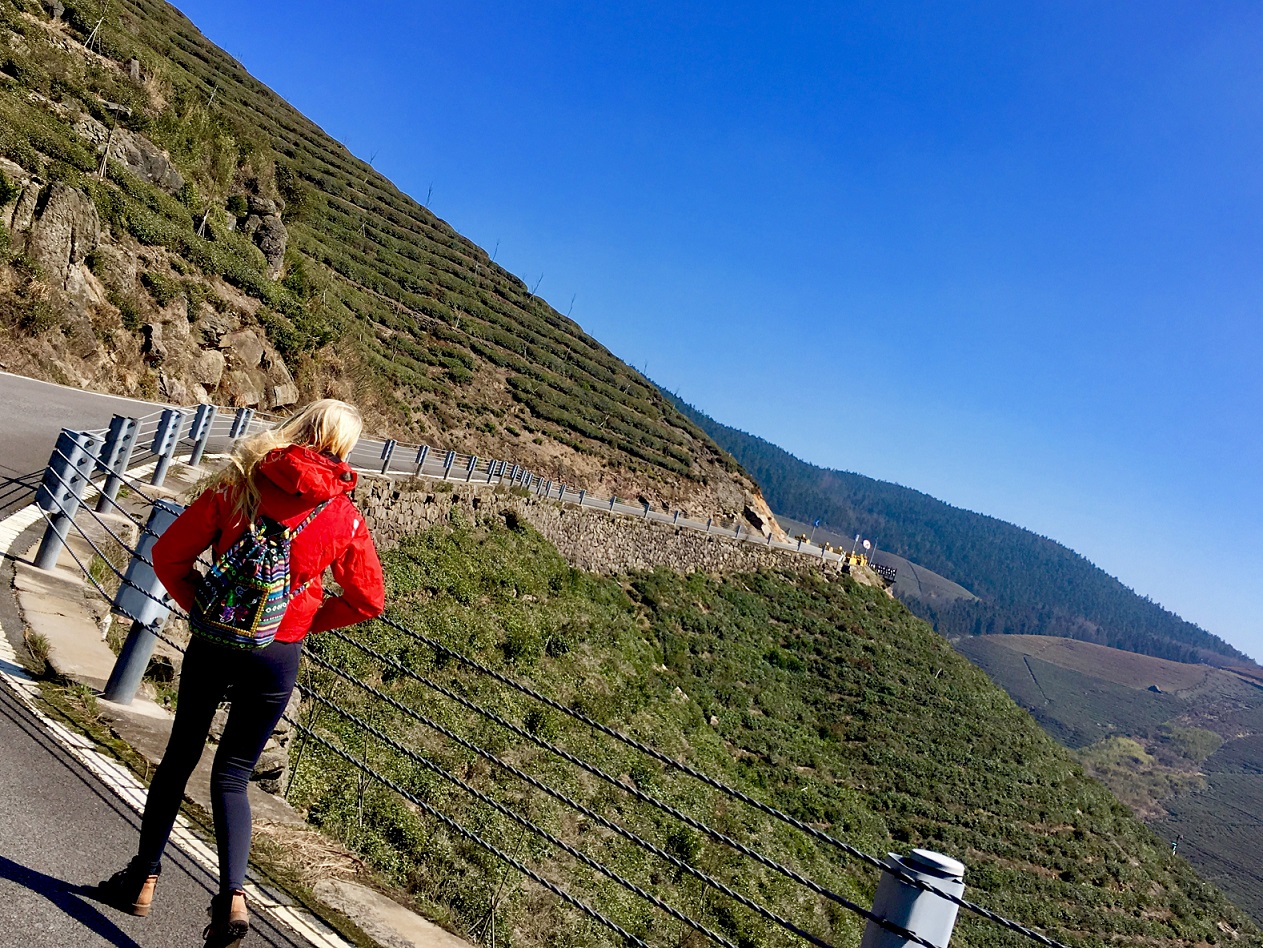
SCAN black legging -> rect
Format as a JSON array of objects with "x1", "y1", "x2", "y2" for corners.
[{"x1": 135, "y1": 635, "x2": 302, "y2": 893}]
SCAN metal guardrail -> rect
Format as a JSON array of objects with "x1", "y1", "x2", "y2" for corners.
[{"x1": 12, "y1": 402, "x2": 1081, "y2": 948}]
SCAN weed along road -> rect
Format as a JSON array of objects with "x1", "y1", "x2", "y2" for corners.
[{"x1": 0, "y1": 372, "x2": 319, "y2": 947}]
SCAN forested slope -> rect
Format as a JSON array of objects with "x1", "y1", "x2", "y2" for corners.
[{"x1": 666, "y1": 393, "x2": 1245, "y2": 665}]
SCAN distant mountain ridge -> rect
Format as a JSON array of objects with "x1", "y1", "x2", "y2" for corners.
[{"x1": 665, "y1": 392, "x2": 1246, "y2": 665}]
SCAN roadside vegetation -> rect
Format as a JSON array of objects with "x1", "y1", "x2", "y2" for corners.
[{"x1": 288, "y1": 516, "x2": 1257, "y2": 947}]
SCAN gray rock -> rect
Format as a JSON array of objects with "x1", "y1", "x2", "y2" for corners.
[
  {"x1": 127, "y1": 58, "x2": 141, "y2": 82},
  {"x1": 221, "y1": 369, "x2": 264, "y2": 407},
  {"x1": 221, "y1": 328, "x2": 266, "y2": 370},
  {"x1": 246, "y1": 195, "x2": 280, "y2": 217},
  {"x1": 253, "y1": 215, "x2": 288, "y2": 279},
  {"x1": 191, "y1": 349, "x2": 226, "y2": 387},
  {"x1": 109, "y1": 128, "x2": 185, "y2": 195},
  {"x1": 22, "y1": 183, "x2": 100, "y2": 294},
  {"x1": 8, "y1": 183, "x2": 41, "y2": 234},
  {"x1": 73, "y1": 114, "x2": 109, "y2": 147},
  {"x1": 193, "y1": 309, "x2": 239, "y2": 346},
  {"x1": 252, "y1": 741, "x2": 288, "y2": 781},
  {"x1": 44, "y1": 0, "x2": 65, "y2": 19}
]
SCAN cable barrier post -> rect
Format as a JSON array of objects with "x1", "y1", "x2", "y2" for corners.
[
  {"x1": 380, "y1": 439, "x2": 397, "y2": 475},
  {"x1": 95, "y1": 415, "x2": 138, "y2": 513},
  {"x1": 414, "y1": 445, "x2": 429, "y2": 476},
  {"x1": 466, "y1": 455, "x2": 478, "y2": 482},
  {"x1": 443, "y1": 450, "x2": 455, "y2": 480},
  {"x1": 149, "y1": 408, "x2": 183, "y2": 487},
  {"x1": 186, "y1": 404, "x2": 216, "y2": 466},
  {"x1": 34, "y1": 429, "x2": 100, "y2": 571},
  {"x1": 103, "y1": 499, "x2": 184, "y2": 704},
  {"x1": 861, "y1": 850, "x2": 965, "y2": 948}
]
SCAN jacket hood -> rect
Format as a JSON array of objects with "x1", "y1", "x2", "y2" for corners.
[{"x1": 258, "y1": 444, "x2": 358, "y2": 503}]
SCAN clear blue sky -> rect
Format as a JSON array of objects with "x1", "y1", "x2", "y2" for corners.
[{"x1": 173, "y1": 1, "x2": 1262, "y2": 657}]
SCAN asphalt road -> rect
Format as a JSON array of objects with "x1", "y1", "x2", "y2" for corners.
[{"x1": 0, "y1": 373, "x2": 310, "y2": 947}]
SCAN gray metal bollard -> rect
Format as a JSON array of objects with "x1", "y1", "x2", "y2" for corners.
[
  {"x1": 104, "y1": 500, "x2": 184, "y2": 704},
  {"x1": 415, "y1": 444, "x2": 429, "y2": 476},
  {"x1": 96, "y1": 415, "x2": 139, "y2": 513},
  {"x1": 35, "y1": 429, "x2": 100, "y2": 571},
  {"x1": 380, "y1": 439, "x2": 397, "y2": 474},
  {"x1": 186, "y1": 404, "x2": 217, "y2": 466},
  {"x1": 227, "y1": 407, "x2": 253, "y2": 439},
  {"x1": 861, "y1": 850, "x2": 965, "y2": 948},
  {"x1": 149, "y1": 408, "x2": 184, "y2": 487}
]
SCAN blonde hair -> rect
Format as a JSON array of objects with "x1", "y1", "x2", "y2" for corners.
[{"x1": 212, "y1": 399, "x2": 363, "y2": 523}]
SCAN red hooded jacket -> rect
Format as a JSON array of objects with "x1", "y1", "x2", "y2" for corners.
[{"x1": 153, "y1": 444, "x2": 386, "y2": 643}]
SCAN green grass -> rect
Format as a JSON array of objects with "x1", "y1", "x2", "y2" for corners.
[{"x1": 285, "y1": 518, "x2": 1257, "y2": 947}]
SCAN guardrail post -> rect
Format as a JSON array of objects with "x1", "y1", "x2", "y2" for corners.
[
  {"x1": 578, "y1": 489, "x2": 586, "y2": 505},
  {"x1": 380, "y1": 439, "x2": 397, "y2": 475},
  {"x1": 557, "y1": 483, "x2": 565, "y2": 500},
  {"x1": 673, "y1": 510, "x2": 680, "y2": 525},
  {"x1": 487, "y1": 460, "x2": 495, "y2": 484},
  {"x1": 860, "y1": 850, "x2": 965, "y2": 948},
  {"x1": 466, "y1": 455, "x2": 478, "y2": 482},
  {"x1": 443, "y1": 450, "x2": 455, "y2": 480},
  {"x1": 706, "y1": 517, "x2": 712, "y2": 533},
  {"x1": 187, "y1": 404, "x2": 216, "y2": 466},
  {"x1": 508, "y1": 463, "x2": 519, "y2": 484},
  {"x1": 643, "y1": 502, "x2": 650, "y2": 518},
  {"x1": 103, "y1": 500, "x2": 184, "y2": 705},
  {"x1": 95, "y1": 415, "x2": 138, "y2": 513},
  {"x1": 34, "y1": 429, "x2": 100, "y2": 571},
  {"x1": 228, "y1": 407, "x2": 253, "y2": 439},
  {"x1": 415, "y1": 444, "x2": 429, "y2": 476},
  {"x1": 149, "y1": 407, "x2": 184, "y2": 487},
  {"x1": 610, "y1": 496, "x2": 617, "y2": 511}
]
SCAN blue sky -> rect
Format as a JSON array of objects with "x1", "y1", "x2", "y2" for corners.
[{"x1": 173, "y1": 1, "x2": 1262, "y2": 656}]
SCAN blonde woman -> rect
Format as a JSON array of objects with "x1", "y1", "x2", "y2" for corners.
[{"x1": 96, "y1": 399, "x2": 385, "y2": 947}]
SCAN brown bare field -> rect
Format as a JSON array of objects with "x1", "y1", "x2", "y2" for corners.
[{"x1": 982, "y1": 635, "x2": 1218, "y2": 694}]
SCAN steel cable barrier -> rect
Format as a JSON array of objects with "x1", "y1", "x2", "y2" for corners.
[{"x1": 11, "y1": 404, "x2": 1082, "y2": 948}]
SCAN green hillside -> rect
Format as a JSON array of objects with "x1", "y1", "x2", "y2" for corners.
[
  {"x1": 956, "y1": 634, "x2": 1263, "y2": 923},
  {"x1": 290, "y1": 516, "x2": 1259, "y2": 947},
  {"x1": 665, "y1": 393, "x2": 1245, "y2": 666},
  {"x1": 0, "y1": 0, "x2": 758, "y2": 517}
]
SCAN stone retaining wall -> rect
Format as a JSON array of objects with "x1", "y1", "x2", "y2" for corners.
[{"x1": 353, "y1": 474, "x2": 843, "y2": 578}]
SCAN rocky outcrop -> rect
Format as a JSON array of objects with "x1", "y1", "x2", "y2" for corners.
[
  {"x1": 136, "y1": 311, "x2": 299, "y2": 409},
  {"x1": 73, "y1": 116, "x2": 184, "y2": 195},
  {"x1": 240, "y1": 195, "x2": 287, "y2": 278},
  {"x1": 7, "y1": 181, "x2": 102, "y2": 302}
]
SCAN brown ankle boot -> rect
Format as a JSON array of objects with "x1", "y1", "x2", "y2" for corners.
[
  {"x1": 94, "y1": 859, "x2": 159, "y2": 916},
  {"x1": 203, "y1": 890, "x2": 249, "y2": 947}
]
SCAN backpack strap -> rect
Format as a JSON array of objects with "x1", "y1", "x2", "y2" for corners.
[{"x1": 287, "y1": 500, "x2": 331, "y2": 539}]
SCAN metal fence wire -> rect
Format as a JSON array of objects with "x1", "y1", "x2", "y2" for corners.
[{"x1": 15, "y1": 406, "x2": 1078, "y2": 948}]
